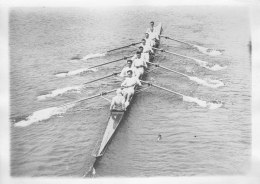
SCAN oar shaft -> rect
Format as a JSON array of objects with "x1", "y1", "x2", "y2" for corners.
[
  {"x1": 153, "y1": 47, "x2": 195, "y2": 62},
  {"x1": 106, "y1": 42, "x2": 141, "y2": 53},
  {"x1": 161, "y1": 35, "x2": 191, "y2": 46},
  {"x1": 88, "y1": 56, "x2": 132, "y2": 69},
  {"x1": 147, "y1": 61, "x2": 188, "y2": 78},
  {"x1": 141, "y1": 80, "x2": 183, "y2": 97},
  {"x1": 83, "y1": 72, "x2": 120, "y2": 85},
  {"x1": 74, "y1": 89, "x2": 117, "y2": 104}
]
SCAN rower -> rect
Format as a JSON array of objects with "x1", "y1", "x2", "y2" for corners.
[
  {"x1": 110, "y1": 88, "x2": 126, "y2": 111},
  {"x1": 119, "y1": 59, "x2": 137, "y2": 78},
  {"x1": 121, "y1": 70, "x2": 142, "y2": 107},
  {"x1": 146, "y1": 21, "x2": 156, "y2": 35},
  {"x1": 141, "y1": 39, "x2": 154, "y2": 54},
  {"x1": 144, "y1": 32, "x2": 153, "y2": 47},
  {"x1": 147, "y1": 27, "x2": 159, "y2": 47},
  {"x1": 131, "y1": 46, "x2": 148, "y2": 63},
  {"x1": 132, "y1": 51, "x2": 147, "y2": 79}
]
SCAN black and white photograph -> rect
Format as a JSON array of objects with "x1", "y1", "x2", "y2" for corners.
[{"x1": 1, "y1": 0, "x2": 260, "y2": 183}]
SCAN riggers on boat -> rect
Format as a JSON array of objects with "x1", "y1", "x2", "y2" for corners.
[{"x1": 92, "y1": 23, "x2": 162, "y2": 158}]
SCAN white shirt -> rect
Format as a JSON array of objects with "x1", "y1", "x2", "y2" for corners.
[
  {"x1": 131, "y1": 53, "x2": 148, "y2": 62},
  {"x1": 140, "y1": 43, "x2": 153, "y2": 53},
  {"x1": 110, "y1": 95, "x2": 125, "y2": 110},
  {"x1": 133, "y1": 57, "x2": 147, "y2": 68},
  {"x1": 148, "y1": 30, "x2": 159, "y2": 41},
  {"x1": 121, "y1": 76, "x2": 142, "y2": 88},
  {"x1": 146, "y1": 26, "x2": 160, "y2": 36},
  {"x1": 144, "y1": 38, "x2": 153, "y2": 47},
  {"x1": 120, "y1": 66, "x2": 137, "y2": 77}
]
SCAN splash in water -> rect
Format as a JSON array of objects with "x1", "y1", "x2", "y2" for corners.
[
  {"x1": 193, "y1": 59, "x2": 227, "y2": 71},
  {"x1": 14, "y1": 103, "x2": 76, "y2": 127},
  {"x1": 183, "y1": 96, "x2": 223, "y2": 109},
  {"x1": 81, "y1": 53, "x2": 106, "y2": 60},
  {"x1": 37, "y1": 85, "x2": 83, "y2": 100},
  {"x1": 189, "y1": 76, "x2": 224, "y2": 88},
  {"x1": 194, "y1": 45, "x2": 223, "y2": 56},
  {"x1": 55, "y1": 68, "x2": 98, "y2": 77}
]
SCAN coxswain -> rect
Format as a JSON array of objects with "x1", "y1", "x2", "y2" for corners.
[
  {"x1": 121, "y1": 70, "x2": 142, "y2": 107},
  {"x1": 146, "y1": 21, "x2": 156, "y2": 35},
  {"x1": 110, "y1": 88, "x2": 126, "y2": 111},
  {"x1": 132, "y1": 51, "x2": 147, "y2": 79},
  {"x1": 119, "y1": 59, "x2": 137, "y2": 78}
]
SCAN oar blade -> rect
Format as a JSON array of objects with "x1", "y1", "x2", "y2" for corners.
[
  {"x1": 189, "y1": 76, "x2": 224, "y2": 88},
  {"x1": 183, "y1": 95, "x2": 207, "y2": 108},
  {"x1": 37, "y1": 85, "x2": 84, "y2": 100},
  {"x1": 194, "y1": 45, "x2": 223, "y2": 56},
  {"x1": 81, "y1": 52, "x2": 107, "y2": 60},
  {"x1": 207, "y1": 101, "x2": 223, "y2": 109},
  {"x1": 14, "y1": 103, "x2": 76, "y2": 127},
  {"x1": 183, "y1": 95, "x2": 223, "y2": 109},
  {"x1": 55, "y1": 68, "x2": 98, "y2": 77},
  {"x1": 193, "y1": 59, "x2": 227, "y2": 71}
]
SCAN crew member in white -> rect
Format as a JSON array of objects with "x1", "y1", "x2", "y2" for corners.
[
  {"x1": 146, "y1": 21, "x2": 157, "y2": 35},
  {"x1": 110, "y1": 88, "x2": 126, "y2": 111},
  {"x1": 119, "y1": 60, "x2": 137, "y2": 78},
  {"x1": 144, "y1": 33, "x2": 153, "y2": 47},
  {"x1": 148, "y1": 27, "x2": 159, "y2": 47},
  {"x1": 121, "y1": 70, "x2": 142, "y2": 107},
  {"x1": 132, "y1": 51, "x2": 147, "y2": 79},
  {"x1": 131, "y1": 46, "x2": 149, "y2": 64},
  {"x1": 140, "y1": 39, "x2": 154, "y2": 54}
]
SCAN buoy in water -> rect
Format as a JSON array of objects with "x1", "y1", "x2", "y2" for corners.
[{"x1": 157, "y1": 134, "x2": 162, "y2": 141}]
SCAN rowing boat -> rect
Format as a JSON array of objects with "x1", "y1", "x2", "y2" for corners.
[{"x1": 92, "y1": 23, "x2": 163, "y2": 157}]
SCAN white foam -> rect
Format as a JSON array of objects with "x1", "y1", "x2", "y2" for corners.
[
  {"x1": 55, "y1": 68, "x2": 98, "y2": 77},
  {"x1": 183, "y1": 96, "x2": 207, "y2": 107},
  {"x1": 207, "y1": 102, "x2": 223, "y2": 110},
  {"x1": 206, "y1": 64, "x2": 227, "y2": 71},
  {"x1": 195, "y1": 45, "x2": 223, "y2": 56},
  {"x1": 14, "y1": 103, "x2": 76, "y2": 127},
  {"x1": 189, "y1": 76, "x2": 224, "y2": 88},
  {"x1": 81, "y1": 53, "x2": 106, "y2": 60},
  {"x1": 183, "y1": 95, "x2": 223, "y2": 109},
  {"x1": 37, "y1": 85, "x2": 84, "y2": 100},
  {"x1": 193, "y1": 59, "x2": 227, "y2": 71}
]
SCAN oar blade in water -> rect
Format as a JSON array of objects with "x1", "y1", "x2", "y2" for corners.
[
  {"x1": 81, "y1": 52, "x2": 106, "y2": 60},
  {"x1": 193, "y1": 59, "x2": 227, "y2": 71},
  {"x1": 37, "y1": 85, "x2": 84, "y2": 100},
  {"x1": 189, "y1": 76, "x2": 224, "y2": 88},
  {"x1": 14, "y1": 103, "x2": 76, "y2": 127},
  {"x1": 193, "y1": 45, "x2": 223, "y2": 56},
  {"x1": 183, "y1": 95, "x2": 223, "y2": 109},
  {"x1": 55, "y1": 68, "x2": 98, "y2": 77}
]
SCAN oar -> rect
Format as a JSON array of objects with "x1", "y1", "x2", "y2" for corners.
[
  {"x1": 147, "y1": 61, "x2": 224, "y2": 88},
  {"x1": 161, "y1": 35, "x2": 223, "y2": 56},
  {"x1": 141, "y1": 80, "x2": 223, "y2": 110},
  {"x1": 80, "y1": 42, "x2": 141, "y2": 60},
  {"x1": 72, "y1": 88, "x2": 117, "y2": 104},
  {"x1": 14, "y1": 88, "x2": 118, "y2": 127},
  {"x1": 55, "y1": 56, "x2": 132, "y2": 77},
  {"x1": 153, "y1": 48, "x2": 226, "y2": 71},
  {"x1": 106, "y1": 42, "x2": 141, "y2": 53},
  {"x1": 83, "y1": 72, "x2": 120, "y2": 85},
  {"x1": 38, "y1": 72, "x2": 121, "y2": 101}
]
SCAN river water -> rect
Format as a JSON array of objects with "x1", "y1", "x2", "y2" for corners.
[{"x1": 10, "y1": 6, "x2": 251, "y2": 177}]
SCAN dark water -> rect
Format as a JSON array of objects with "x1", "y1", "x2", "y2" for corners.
[{"x1": 10, "y1": 6, "x2": 250, "y2": 177}]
